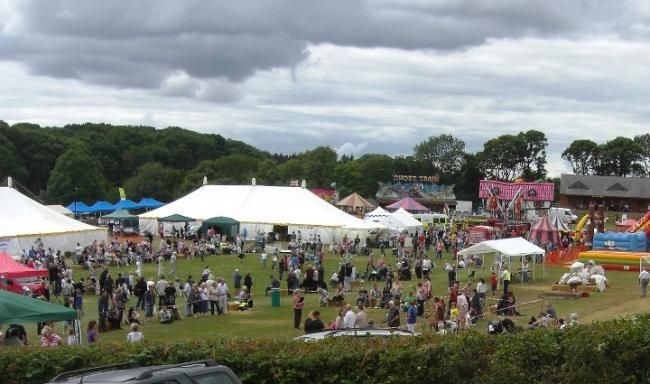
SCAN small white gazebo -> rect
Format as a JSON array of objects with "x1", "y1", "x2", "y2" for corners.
[{"x1": 457, "y1": 237, "x2": 546, "y2": 284}]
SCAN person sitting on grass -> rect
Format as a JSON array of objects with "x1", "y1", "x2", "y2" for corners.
[
  {"x1": 304, "y1": 311, "x2": 325, "y2": 334},
  {"x1": 331, "y1": 285, "x2": 345, "y2": 306},
  {"x1": 127, "y1": 307, "x2": 141, "y2": 325},
  {"x1": 238, "y1": 287, "x2": 253, "y2": 311},
  {"x1": 159, "y1": 307, "x2": 173, "y2": 324},
  {"x1": 127, "y1": 323, "x2": 144, "y2": 343}
]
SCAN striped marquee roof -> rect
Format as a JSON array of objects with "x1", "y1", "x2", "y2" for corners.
[{"x1": 478, "y1": 180, "x2": 555, "y2": 201}]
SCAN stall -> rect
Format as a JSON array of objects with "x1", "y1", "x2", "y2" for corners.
[
  {"x1": 0, "y1": 289, "x2": 80, "y2": 343},
  {"x1": 458, "y1": 237, "x2": 546, "y2": 284},
  {"x1": 100, "y1": 209, "x2": 139, "y2": 235}
]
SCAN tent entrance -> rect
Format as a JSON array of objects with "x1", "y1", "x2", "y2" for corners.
[{"x1": 273, "y1": 225, "x2": 288, "y2": 242}]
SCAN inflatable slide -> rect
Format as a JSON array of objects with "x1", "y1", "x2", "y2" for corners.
[{"x1": 578, "y1": 231, "x2": 650, "y2": 271}]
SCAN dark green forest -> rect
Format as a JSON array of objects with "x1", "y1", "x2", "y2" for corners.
[{"x1": 0, "y1": 121, "x2": 647, "y2": 205}]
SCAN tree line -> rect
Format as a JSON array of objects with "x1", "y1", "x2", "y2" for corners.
[
  {"x1": 561, "y1": 135, "x2": 650, "y2": 177},
  {"x1": 0, "y1": 121, "x2": 647, "y2": 205}
]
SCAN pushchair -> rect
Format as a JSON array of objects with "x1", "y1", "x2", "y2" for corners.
[{"x1": 317, "y1": 287, "x2": 329, "y2": 307}]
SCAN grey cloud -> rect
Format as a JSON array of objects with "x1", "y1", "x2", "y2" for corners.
[{"x1": 0, "y1": 0, "x2": 628, "y2": 100}]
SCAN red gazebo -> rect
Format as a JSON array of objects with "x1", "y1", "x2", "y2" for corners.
[{"x1": 0, "y1": 252, "x2": 48, "y2": 278}]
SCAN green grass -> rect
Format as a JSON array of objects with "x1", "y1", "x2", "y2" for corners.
[{"x1": 26, "y1": 242, "x2": 650, "y2": 345}]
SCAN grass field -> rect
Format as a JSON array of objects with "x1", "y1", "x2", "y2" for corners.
[{"x1": 24, "y1": 241, "x2": 650, "y2": 345}]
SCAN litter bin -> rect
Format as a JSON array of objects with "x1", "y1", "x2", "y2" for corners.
[{"x1": 271, "y1": 288, "x2": 280, "y2": 307}]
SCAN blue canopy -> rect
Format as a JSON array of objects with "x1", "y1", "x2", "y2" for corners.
[
  {"x1": 66, "y1": 201, "x2": 92, "y2": 214},
  {"x1": 88, "y1": 200, "x2": 115, "y2": 213},
  {"x1": 113, "y1": 199, "x2": 140, "y2": 210},
  {"x1": 138, "y1": 198, "x2": 164, "y2": 209}
]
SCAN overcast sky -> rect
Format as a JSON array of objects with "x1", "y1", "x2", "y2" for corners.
[{"x1": 1, "y1": 0, "x2": 650, "y2": 176}]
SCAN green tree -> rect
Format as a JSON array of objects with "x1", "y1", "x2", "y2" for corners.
[
  {"x1": 517, "y1": 130, "x2": 547, "y2": 180},
  {"x1": 301, "y1": 146, "x2": 337, "y2": 188},
  {"x1": 0, "y1": 125, "x2": 27, "y2": 183},
  {"x1": 45, "y1": 145, "x2": 109, "y2": 203},
  {"x1": 356, "y1": 154, "x2": 394, "y2": 197},
  {"x1": 334, "y1": 160, "x2": 365, "y2": 198},
  {"x1": 561, "y1": 139, "x2": 599, "y2": 175},
  {"x1": 594, "y1": 137, "x2": 643, "y2": 177},
  {"x1": 123, "y1": 162, "x2": 182, "y2": 202},
  {"x1": 634, "y1": 134, "x2": 650, "y2": 177},
  {"x1": 3, "y1": 123, "x2": 66, "y2": 194},
  {"x1": 413, "y1": 134, "x2": 466, "y2": 178},
  {"x1": 453, "y1": 153, "x2": 483, "y2": 202},
  {"x1": 477, "y1": 134, "x2": 523, "y2": 181},
  {"x1": 179, "y1": 154, "x2": 266, "y2": 193}
]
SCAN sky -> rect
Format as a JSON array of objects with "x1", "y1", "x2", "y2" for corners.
[{"x1": 1, "y1": 1, "x2": 650, "y2": 177}]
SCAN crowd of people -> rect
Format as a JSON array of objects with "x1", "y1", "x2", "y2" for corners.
[{"x1": 0, "y1": 223, "x2": 587, "y2": 349}]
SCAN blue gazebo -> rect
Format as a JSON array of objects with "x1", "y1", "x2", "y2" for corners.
[
  {"x1": 138, "y1": 198, "x2": 164, "y2": 210},
  {"x1": 65, "y1": 201, "x2": 92, "y2": 215},
  {"x1": 113, "y1": 199, "x2": 140, "y2": 210},
  {"x1": 88, "y1": 200, "x2": 115, "y2": 214}
]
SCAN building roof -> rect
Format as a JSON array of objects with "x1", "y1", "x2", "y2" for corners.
[
  {"x1": 478, "y1": 180, "x2": 555, "y2": 201},
  {"x1": 335, "y1": 192, "x2": 373, "y2": 208},
  {"x1": 560, "y1": 174, "x2": 650, "y2": 199}
]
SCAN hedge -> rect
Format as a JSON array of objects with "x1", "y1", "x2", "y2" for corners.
[{"x1": 3, "y1": 316, "x2": 650, "y2": 384}]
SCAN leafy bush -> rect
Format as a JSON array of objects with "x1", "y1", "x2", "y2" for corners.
[{"x1": 3, "y1": 317, "x2": 650, "y2": 384}]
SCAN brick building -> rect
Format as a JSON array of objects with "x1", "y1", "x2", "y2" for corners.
[{"x1": 559, "y1": 174, "x2": 650, "y2": 212}]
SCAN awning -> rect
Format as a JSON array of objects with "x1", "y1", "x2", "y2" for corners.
[
  {"x1": 0, "y1": 289, "x2": 77, "y2": 323},
  {"x1": 159, "y1": 214, "x2": 195, "y2": 223}
]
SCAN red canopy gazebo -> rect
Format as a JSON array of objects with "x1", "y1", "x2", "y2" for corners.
[
  {"x1": 0, "y1": 252, "x2": 48, "y2": 279},
  {"x1": 528, "y1": 216, "x2": 561, "y2": 246},
  {"x1": 386, "y1": 197, "x2": 429, "y2": 213}
]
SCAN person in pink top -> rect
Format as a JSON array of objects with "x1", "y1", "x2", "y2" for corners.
[
  {"x1": 293, "y1": 289, "x2": 305, "y2": 330},
  {"x1": 40, "y1": 326, "x2": 63, "y2": 347}
]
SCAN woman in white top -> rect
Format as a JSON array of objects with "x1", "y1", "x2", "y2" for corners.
[{"x1": 127, "y1": 323, "x2": 144, "y2": 343}]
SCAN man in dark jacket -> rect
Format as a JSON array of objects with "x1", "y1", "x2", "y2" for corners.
[
  {"x1": 103, "y1": 272, "x2": 113, "y2": 295},
  {"x1": 386, "y1": 300, "x2": 400, "y2": 328},
  {"x1": 134, "y1": 277, "x2": 147, "y2": 310},
  {"x1": 98, "y1": 291, "x2": 109, "y2": 332}
]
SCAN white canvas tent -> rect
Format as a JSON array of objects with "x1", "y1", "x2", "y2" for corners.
[
  {"x1": 364, "y1": 206, "x2": 407, "y2": 232},
  {"x1": 0, "y1": 187, "x2": 107, "y2": 257},
  {"x1": 391, "y1": 208, "x2": 424, "y2": 234},
  {"x1": 457, "y1": 237, "x2": 546, "y2": 283},
  {"x1": 551, "y1": 215, "x2": 570, "y2": 232},
  {"x1": 139, "y1": 185, "x2": 373, "y2": 239},
  {"x1": 47, "y1": 205, "x2": 74, "y2": 217}
]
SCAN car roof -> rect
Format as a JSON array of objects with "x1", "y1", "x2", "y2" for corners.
[
  {"x1": 294, "y1": 328, "x2": 419, "y2": 341},
  {"x1": 49, "y1": 360, "x2": 235, "y2": 384}
]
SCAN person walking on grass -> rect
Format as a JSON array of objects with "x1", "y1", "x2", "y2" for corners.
[
  {"x1": 640, "y1": 269, "x2": 650, "y2": 298},
  {"x1": 293, "y1": 289, "x2": 305, "y2": 330}
]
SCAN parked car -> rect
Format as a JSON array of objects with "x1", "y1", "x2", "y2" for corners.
[
  {"x1": 294, "y1": 328, "x2": 419, "y2": 342},
  {"x1": 47, "y1": 359, "x2": 242, "y2": 384},
  {"x1": 0, "y1": 277, "x2": 47, "y2": 297}
]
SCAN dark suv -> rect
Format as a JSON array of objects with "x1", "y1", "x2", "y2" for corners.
[{"x1": 47, "y1": 360, "x2": 242, "y2": 384}]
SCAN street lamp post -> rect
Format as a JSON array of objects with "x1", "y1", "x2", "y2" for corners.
[{"x1": 74, "y1": 186, "x2": 79, "y2": 219}]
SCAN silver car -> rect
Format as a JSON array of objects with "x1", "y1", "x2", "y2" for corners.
[{"x1": 294, "y1": 328, "x2": 419, "y2": 341}]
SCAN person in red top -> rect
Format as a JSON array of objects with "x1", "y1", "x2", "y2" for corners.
[
  {"x1": 490, "y1": 272, "x2": 498, "y2": 296},
  {"x1": 293, "y1": 290, "x2": 305, "y2": 330}
]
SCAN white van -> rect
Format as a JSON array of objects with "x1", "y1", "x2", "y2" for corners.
[
  {"x1": 413, "y1": 213, "x2": 449, "y2": 228},
  {"x1": 549, "y1": 208, "x2": 578, "y2": 224}
]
